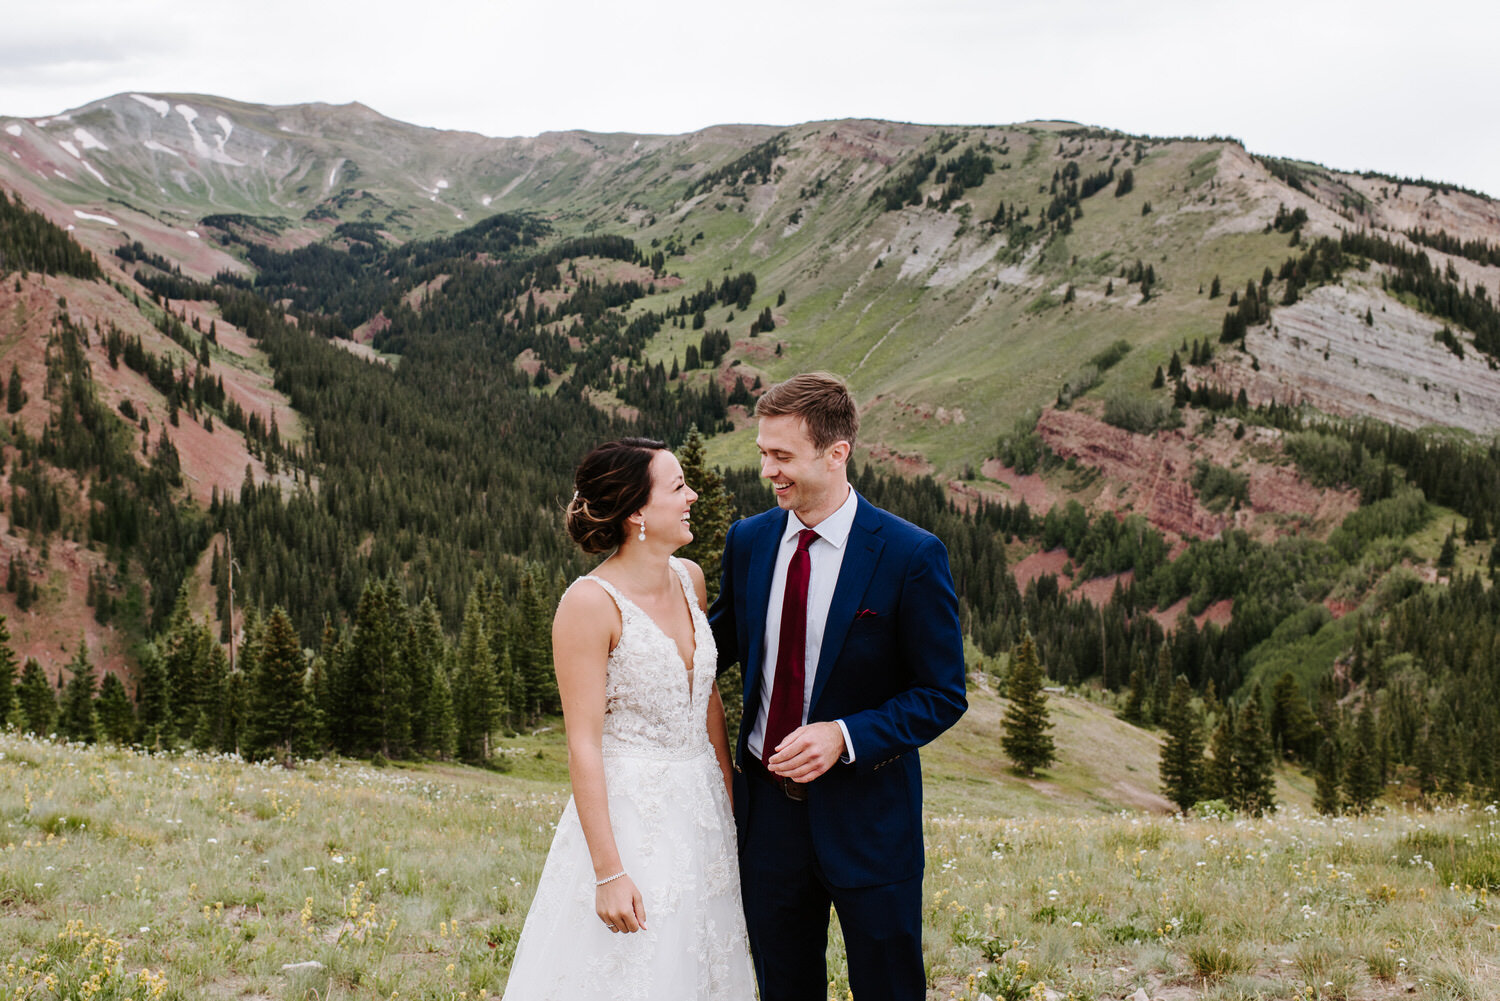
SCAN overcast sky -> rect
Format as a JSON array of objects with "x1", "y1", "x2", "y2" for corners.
[{"x1": 4, "y1": 0, "x2": 1496, "y2": 198}]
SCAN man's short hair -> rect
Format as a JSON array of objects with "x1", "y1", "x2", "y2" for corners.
[{"x1": 754, "y1": 372, "x2": 859, "y2": 453}]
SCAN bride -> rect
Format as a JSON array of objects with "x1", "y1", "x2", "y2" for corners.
[{"x1": 502, "y1": 438, "x2": 757, "y2": 1000}]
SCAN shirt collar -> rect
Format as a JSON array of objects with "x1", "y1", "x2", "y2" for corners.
[{"x1": 783, "y1": 486, "x2": 858, "y2": 550}]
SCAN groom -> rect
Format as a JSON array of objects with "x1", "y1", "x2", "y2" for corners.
[{"x1": 709, "y1": 372, "x2": 967, "y2": 1001}]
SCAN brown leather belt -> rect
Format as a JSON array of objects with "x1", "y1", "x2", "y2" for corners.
[{"x1": 748, "y1": 756, "x2": 808, "y2": 802}]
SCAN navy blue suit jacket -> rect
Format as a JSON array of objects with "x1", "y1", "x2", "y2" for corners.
[{"x1": 709, "y1": 494, "x2": 967, "y2": 888}]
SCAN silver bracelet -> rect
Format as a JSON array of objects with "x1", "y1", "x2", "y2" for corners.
[{"x1": 595, "y1": 870, "x2": 627, "y2": 886}]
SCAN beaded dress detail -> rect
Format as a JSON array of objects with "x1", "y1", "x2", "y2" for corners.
[{"x1": 502, "y1": 558, "x2": 755, "y2": 1000}]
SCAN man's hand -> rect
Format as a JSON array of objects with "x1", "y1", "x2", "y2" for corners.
[{"x1": 767, "y1": 722, "x2": 846, "y2": 783}]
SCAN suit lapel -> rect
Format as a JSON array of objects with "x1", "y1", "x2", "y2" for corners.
[
  {"x1": 810, "y1": 498, "x2": 884, "y2": 711},
  {"x1": 742, "y1": 509, "x2": 787, "y2": 719}
]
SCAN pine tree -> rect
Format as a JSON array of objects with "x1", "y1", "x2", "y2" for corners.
[
  {"x1": 514, "y1": 566, "x2": 557, "y2": 721},
  {"x1": 222, "y1": 667, "x2": 249, "y2": 757},
  {"x1": 0, "y1": 612, "x2": 17, "y2": 723},
  {"x1": 406, "y1": 595, "x2": 445, "y2": 756},
  {"x1": 1001, "y1": 633, "x2": 1055, "y2": 777},
  {"x1": 6, "y1": 364, "x2": 24, "y2": 414},
  {"x1": 676, "y1": 425, "x2": 734, "y2": 602},
  {"x1": 160, "y1": 584, "x2": 210, "y2": 740},
  {"x1": 1204, "y1": 708, "x2": 1235, "y2": 802},
  {"x1": 1159, "y1": 676, "x2": 1205, "y2": 811},
  {"x1": 1313, "y1": 736, "x2": 1342, "y2": 815},
  {"x1": 190, "y1": 639, "x2": 229, "y2": 752},
  {"x1": 427, "y1": 660, "x2": 458, "y2": 761},
  {"x1": 134, "y1": 642, "x2": 171, "y2": 747},
  {"x1": 1268, "y1": 671, "x2": 1314, "y2": 762},
  {"x1": 453, "y1": 591, "x2": 496, "y2": 762},
  {"x1": 1231, "y1": 689, "x2": 1276, "y2": 816},
  {"x1": 58, "y1": 641, "x2": 99, "y2": 744},
  {"x1": 16, "y1": 658, "x2": 56, "y2": 735},
  {"x1": 1342, "y1": 703, "x2": 1381, "y2": 812},
  {"x1": 1437, "y1": 525, "x2": 1458, "y2": 571},
  {"x1": 249, "y1": 607, "x2": 310, "y2": 762},
  {"x1": 310, "y1": 620, "x2": 343, "y2": 751},
  {"x1": 96, "y1": 673, "x2": 135, "y2": 744},
  {"x1": 345, "y1": 579, "x2": 407, "y2": 756}
]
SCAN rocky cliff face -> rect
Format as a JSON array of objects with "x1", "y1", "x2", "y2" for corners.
[
  {"x1": 1208, "y1": 282, "x2": 1500, "y2": 435},
  {"x1": 1036, "y1": 408, "x2": 1359, "y2": 544}
]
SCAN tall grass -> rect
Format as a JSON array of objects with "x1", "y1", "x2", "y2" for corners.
[{"x1": 3, "y1": 730, "x2": 1498, "y2": 1000}]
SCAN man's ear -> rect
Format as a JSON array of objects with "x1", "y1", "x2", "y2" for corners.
[{"x1": 826, "y1": 440, "x2": 851, "y2": 466}]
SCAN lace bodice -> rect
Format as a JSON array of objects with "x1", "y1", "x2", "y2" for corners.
[{"x1": 572, "y1": 557, "x2": 716, "y2": 760}]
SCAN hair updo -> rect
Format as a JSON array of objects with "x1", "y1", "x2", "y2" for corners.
[{"x1": 566, "y1": 437, "x2": 668, "y2": 554}]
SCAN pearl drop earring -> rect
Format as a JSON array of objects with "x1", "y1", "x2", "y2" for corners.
[{"x1": 638, "y1": 521, "x2": 646, "y2": 543}]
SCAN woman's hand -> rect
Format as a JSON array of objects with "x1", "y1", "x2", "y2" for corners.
[{"x1": 596, "y1": 875, "x2": 648, "y2": 933}]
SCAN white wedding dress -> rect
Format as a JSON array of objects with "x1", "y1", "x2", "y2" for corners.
[{"x1": 502, "y1": 557, "x2": 757, "y2": 1001}]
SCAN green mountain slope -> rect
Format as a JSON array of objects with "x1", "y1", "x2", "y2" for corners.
[{"x1": 6, "y1": 96, "x2": 1499, "y2": 481}]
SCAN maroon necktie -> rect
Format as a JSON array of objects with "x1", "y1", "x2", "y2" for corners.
[{"x1": 764, "y1": 528, "x2": 819, "y2": 766}]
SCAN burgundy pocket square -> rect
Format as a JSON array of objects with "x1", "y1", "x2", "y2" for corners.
[{"x1": 856, "y1": 608, "x2": 879, "y2": 619}]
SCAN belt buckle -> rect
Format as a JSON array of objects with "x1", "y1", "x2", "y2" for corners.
[{"x1": 779, "y1": 776, "x2": 808, "y2": 802}]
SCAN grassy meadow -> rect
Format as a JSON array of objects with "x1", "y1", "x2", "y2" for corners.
[{"x1": 3, "y1": 689, "x2": 1499, "y2": 1001}]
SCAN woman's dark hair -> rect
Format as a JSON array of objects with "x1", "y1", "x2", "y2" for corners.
[{"x1": 566, "y1": 437, "x2": 668, "y2": 554}]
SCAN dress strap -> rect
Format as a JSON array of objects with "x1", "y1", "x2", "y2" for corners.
[
  {"x1": 667, "y1": 556, "x2": 700, "y2": 612},
  {"x1": 574, "y1": 574, "x2": 627, "y2": 614}
]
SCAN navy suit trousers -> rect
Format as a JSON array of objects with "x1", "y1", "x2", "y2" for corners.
[{"x1": 741, "y1": 766, "x2": 924, "y2": 1001}]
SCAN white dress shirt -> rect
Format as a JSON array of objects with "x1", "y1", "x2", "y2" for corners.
[{"x1": 747, "y1": 486, "x2": 860, "y2": 764}]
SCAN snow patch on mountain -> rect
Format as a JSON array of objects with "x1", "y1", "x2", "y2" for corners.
[
  {"x1": 80, "y1": 161, "x2": 109, "y2": 186},
  {"x1": 59, "y1": 140, "x2": 80, "y2": 159},
  {"x1": 4, "y1": 124, "x2": 21, "y2": 137},
  {"x1": 174, "y1": 102, "x2": 244, "y2": 166},
  {"x1": 130, "y1": 94, "x2": 170, "y2": 116},
  {"x1": 74, "y1": 209, "x2": 118, "y2": 226},
  {"x1": 216, "y1": 115, "x2": 233, "y2": 141},
  {"x1": 144, "y1": 140, "x2": 181, "y2": 157},
  {"x1": 73, "y1": 127, "x2": 108, "y2": 151}
]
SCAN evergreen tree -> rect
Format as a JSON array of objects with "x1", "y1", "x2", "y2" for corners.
[
  {"x1": 1204, "y1": 708, "x2": 1235, "y2": 802},
  {"x1": 222, "y1": 667, "x2": 249, "y2": 757},
  {"x1": 1231, "y1": 689, "x2": 1276, "y2": 816},
  {"x1": 16, "y1": 658, "x2": 55, "y2": 735},
  {"x1": 0, "y1": 612, "x2": 17, "y2": 723},
  {"x1": 134, "y1": 643, "x2": 171, "y2": 747},
  {"x1": 407, "y1": 595, "x2": 446, "y2": 756},
  {"x1": 1001, "y1": 633, "x2": 1055, "y2": 777},
  {"x1": 190, "y1": 639, "x2": 229, "y2": 752},
  {"x1": 345, "y1": 579, "x2": 407, "y2": 756},
  {"x1": 310, "y1": 620, "x2": 343, "y2": 751},
  {"x1": 426, "y1": 658, "x2": 459, "y2": 760},
  {"x1": 96, "y1": 672, "x2": 135, "y2": 745},
  {"x1": 160, "y1": 584, "x2": 211, "y2": 740},
  {"x1": 1313, "y1": 736, "x2": 1342, "y2": 816},
  {"x1": 1415, "y1": 724, "x2": 1439, "y2": 799},
  {"x1": 6, "y1": 364, "x2": 23, "y2": 414},
  {"x1": 676, "y1": 426, "x2": 734, "y2": 602},
  {"x1": 58, "y1": 641, "x2": 99, "y2": 743},
  {"x1": 1159, "y1": 675, "x2": 1204, "y2": 811},
  {"x1": 453, "y1": 591, "x2": 497, "y2": 761},
  {"x1": 1122, "y1": 663, "x2": 1147, "y2": 724},
  {"x1": 1437, "y1": 525, "x2": 1458, "y2": 571},
  {"x1": 514, "y1": 566, "x2": 557, "y2": 721},
  {"x1": 1268, "y1": 671, "x2": 1314, "y2": 762},
  {"x1": 249, "y1": 607, "x2": 310, "y2": 761}
]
